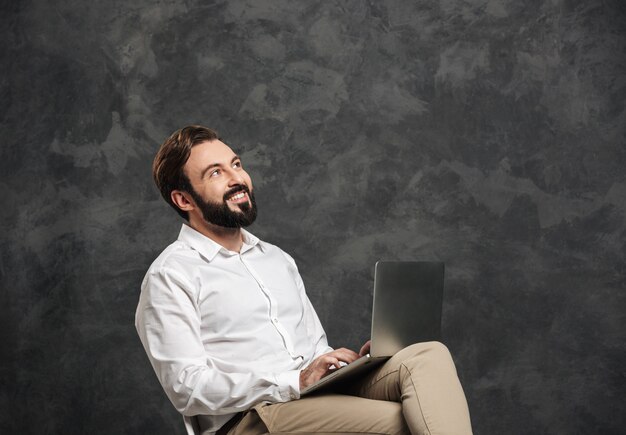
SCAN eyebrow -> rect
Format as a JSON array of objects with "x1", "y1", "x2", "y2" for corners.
[{"x1": 199, "y1": 155, "x2": 241, "y2": 179}]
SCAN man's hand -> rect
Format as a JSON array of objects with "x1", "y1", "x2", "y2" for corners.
[
  {"x1": 299, "y1": 348, "x2": 360, "y2": 390},
  {"x1": 359, "y1": 340, "x2": 371, "y2": 357}
]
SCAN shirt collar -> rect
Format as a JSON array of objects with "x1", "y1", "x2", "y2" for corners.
[{"x1": 177, "y1": 223, "x2": 266, "y2": 261}]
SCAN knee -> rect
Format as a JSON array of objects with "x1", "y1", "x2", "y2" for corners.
[
  {"x1": 403, "y1": 341, "x2": 454, "y2": 367},
  {"x1": 426, "y1": 340, "x2": 451, "y2": 357},
  {"x1": 404, "y1": 340, "x2": 449, "y2": 354}
]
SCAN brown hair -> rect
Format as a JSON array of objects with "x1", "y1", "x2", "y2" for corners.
[{"x1": 152, "y1": 125, "x2": 219, "y2": 220}]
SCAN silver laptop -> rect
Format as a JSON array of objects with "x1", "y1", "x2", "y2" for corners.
[{"x1": 301, "y1": 261, "x2": 444, "y2": 395}]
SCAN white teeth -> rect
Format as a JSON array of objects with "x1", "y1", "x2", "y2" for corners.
[{"x1": 229, "y1": 192, "x2": 245, "y2": 201}]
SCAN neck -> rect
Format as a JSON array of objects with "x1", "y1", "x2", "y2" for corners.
[{"x1": 188, "y1": 216, "x2": 244, "y2": 252}]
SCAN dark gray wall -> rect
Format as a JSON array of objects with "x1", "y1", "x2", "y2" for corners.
[{"x1": 2, "y1": 0, "x2": 624, "y2": 434}]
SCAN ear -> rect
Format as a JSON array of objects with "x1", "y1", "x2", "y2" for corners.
[{"x1": 171, "y1": 190, "x2": 195, "y2": 213}]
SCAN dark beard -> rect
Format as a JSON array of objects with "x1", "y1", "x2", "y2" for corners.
[{"x1": 188, "y1": 184, "x2": 257, "y2": 228}]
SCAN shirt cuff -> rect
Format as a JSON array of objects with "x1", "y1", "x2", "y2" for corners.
[{"x1": 275, "y1": 369, "x2": 301, "y2": 401}]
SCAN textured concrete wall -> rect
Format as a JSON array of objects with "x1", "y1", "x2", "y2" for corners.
[{"x1": 1, "y1": 0, "x2": 625, "y2": 434}]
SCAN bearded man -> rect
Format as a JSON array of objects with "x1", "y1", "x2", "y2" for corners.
[{"x1": 135, "y1": 125, "x2": 473, "y2": 435}]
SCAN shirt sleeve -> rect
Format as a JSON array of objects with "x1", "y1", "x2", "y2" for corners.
[{"x1": 135, "y1": 266, "x2": 300, "y2": 417}]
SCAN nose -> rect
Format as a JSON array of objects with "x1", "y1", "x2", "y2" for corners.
[{"x1": 226, "y1": 168, "x2": 246, "y2": 187}]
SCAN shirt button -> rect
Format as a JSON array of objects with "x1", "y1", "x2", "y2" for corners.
[
  {"x1": 272, "y1": 317, "x2": 278, "y2": 324},
  {"x1": 290, "y1": 393, "x2": 296, "y2": 400}
]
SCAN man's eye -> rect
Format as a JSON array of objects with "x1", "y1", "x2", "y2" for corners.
[
  {"x1": 233, "y1": 161, "x2": 242, "y2": 168},
  {"x1": 210, "y1": 169, "x2": 220, "y2": 177}
]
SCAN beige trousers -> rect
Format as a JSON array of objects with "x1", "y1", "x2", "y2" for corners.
[{"x1": 229, "y1": 342, "x2": 473, "y2": 435}]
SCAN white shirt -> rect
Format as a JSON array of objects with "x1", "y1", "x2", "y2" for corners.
[{"x1": 135, "y1": 224, "x2": 333, "y2": 434}]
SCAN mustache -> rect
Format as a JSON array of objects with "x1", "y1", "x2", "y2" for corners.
[{"x1": 223, "y1": 184, "x2": 251, "y2": 201}]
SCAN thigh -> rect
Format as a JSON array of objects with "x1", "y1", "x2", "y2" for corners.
[
  {"x1": 228, "y1": 410, "x2": 268, "y2": 435},
  {"x1": 235, "y1": 394, "x2": 408, "y2": 435},
  {"x1": 343, "y1": 342, "x2": 454, "y2": 401}
]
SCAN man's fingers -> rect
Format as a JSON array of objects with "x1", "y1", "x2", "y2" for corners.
[
  {"x1": 320, "y1": 356, "x2": 341, "y2": 370},
  {"x1": 359, "y1": 340, "x2": 371, "y2": 357},
  {"x1": 300, "y1": 348, "x2": 362, "y2": 389},
  {"x1": 327, "y1": 348, "x2": 360, "y2": 363}
]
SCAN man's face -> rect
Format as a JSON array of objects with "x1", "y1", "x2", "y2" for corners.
[{"x1": 182, "y1": 140, "x2": 257, "y2": 228}]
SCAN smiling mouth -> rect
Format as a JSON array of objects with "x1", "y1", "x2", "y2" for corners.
[
  {"x1": 227, "y1": 191, "x2": 247, "y2": 202},
  {"x1": 224, "y1": 185, "x2": 251, "y2": 205}
]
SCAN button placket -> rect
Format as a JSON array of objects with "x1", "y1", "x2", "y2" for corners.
[{"x1": 239, "y1": 254, "x2": 297, "y2": 356}]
